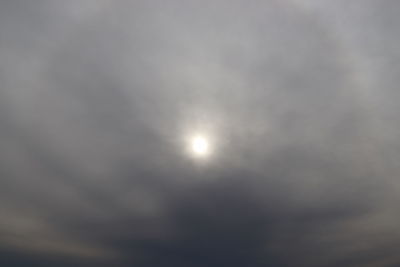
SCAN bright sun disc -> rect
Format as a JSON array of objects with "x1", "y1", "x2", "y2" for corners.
[{"x1": 190, "y1": 135, "x2": 210, "y2": 157}]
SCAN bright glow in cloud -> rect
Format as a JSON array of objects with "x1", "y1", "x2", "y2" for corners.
[{"x1": 188, "y1": 135, "x2": 211, "y2": 158}]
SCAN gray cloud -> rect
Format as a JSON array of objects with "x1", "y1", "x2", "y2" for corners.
[{"x1": 0, "y1": 0, "x2": 399, "y2": 266}]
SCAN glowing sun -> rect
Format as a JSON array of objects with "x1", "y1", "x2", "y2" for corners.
[{"x1": 189, "y1": 135, "x2": 211, "y2": 158}]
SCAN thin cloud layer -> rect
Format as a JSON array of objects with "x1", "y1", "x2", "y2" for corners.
[{"x1": 1, "y1": 0, "x2": 400, "y2": 266}]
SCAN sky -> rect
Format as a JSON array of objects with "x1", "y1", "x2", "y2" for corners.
[{"x1": 1, "y1": 0, "x2": 400, "y2": 266}]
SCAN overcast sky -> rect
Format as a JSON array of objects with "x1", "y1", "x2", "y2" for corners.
[{"x1": 1, "y1": 1, "x2": 400, "y2": 266}]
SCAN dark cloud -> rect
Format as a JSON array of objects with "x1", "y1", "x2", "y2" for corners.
[{"x1": 0, "y1": 0, "x2": 399, "y2": 266}]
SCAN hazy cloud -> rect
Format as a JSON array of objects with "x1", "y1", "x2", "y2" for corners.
[{"x1": 1, "y1": 0, "x2": 400, "y2": 266}]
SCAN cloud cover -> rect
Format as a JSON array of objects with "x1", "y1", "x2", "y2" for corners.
[{"x1": 1, "y1": 0, "x2": 400, "y2": 266}]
